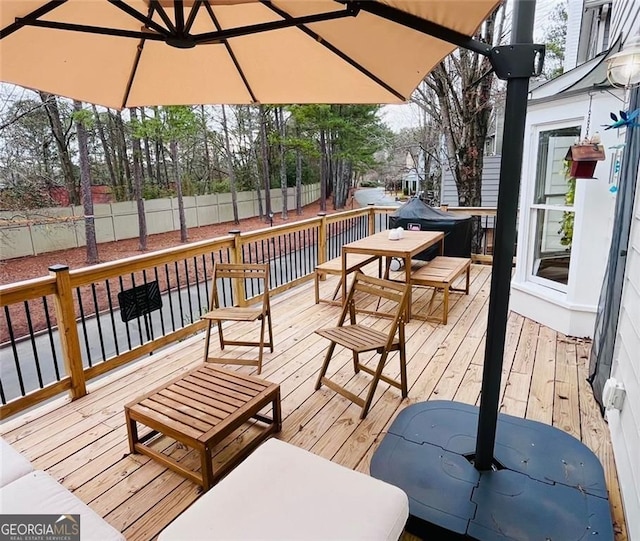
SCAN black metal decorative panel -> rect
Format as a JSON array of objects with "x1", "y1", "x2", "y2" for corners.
[{"x1": 118, "y1": 281, "x2": 162, "y2": 323}]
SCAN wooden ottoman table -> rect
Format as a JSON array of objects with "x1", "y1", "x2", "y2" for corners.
[{"x1": 124, "y1": 364, "x2": 281, "y2": 491}]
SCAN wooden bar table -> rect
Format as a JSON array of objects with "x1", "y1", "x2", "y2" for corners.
[{"x1": 341, "y1": 230, "x2": 444, "y2": 321}]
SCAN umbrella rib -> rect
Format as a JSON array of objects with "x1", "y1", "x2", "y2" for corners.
[
  {"x1": 13, "y1": 19, "x2": 165, "y2": 42},
  {"x1": 0, "y1": 0, "x2": 66, "y2": 40},
  {"x1": 153, "y1": 2, "x2": 177, "y2": 34},
  {"x1": 109, "y1": 0, "x2": 171, "y2": 37},
  {"x1": 203, "y1": 2, "x2": 258, "y2": 103},
  {"x1": 121, "y1": 3, "x2": 156, "y2": 108},
  {"x1": 174, "y1": 1, "x2": 185, "y2": 34},
  {"x1": 349, "y1": 1, "x2": 491, "y2": 57},
  {"x1": 261, "y1": 1, "x2": 406, "y2": 102},
  {"x1": 184, "y1": 1, "x2": 204, "y2": 35}
]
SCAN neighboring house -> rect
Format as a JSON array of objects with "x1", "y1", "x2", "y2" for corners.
[
  {"x1": 440, "y1": 155, "x2": 502, "y2": 207},
  {"x1": 401, "y1": 148, "x2": 423, "y2": 195},
  {"x1": 511, "y1": 1, "x2": 639, "y2": 537}
]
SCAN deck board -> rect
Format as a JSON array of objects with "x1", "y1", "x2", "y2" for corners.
[{"x1": 0, "y1": 265, "x2": 627, "y2": 541}]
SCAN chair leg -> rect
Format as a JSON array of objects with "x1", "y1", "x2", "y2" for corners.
[
  {"x1": 203, "y1": 320, "x2": 213, "y2": 362},
  {"x1": 352, "y1": 350, "x2": 360, "y2": 374},
  {"x1": 267, "y1": 311, "x2": 274, "y2": 352},
  {"x1": 217, "y1": 319, "x2": 225, "y2": 350},
  {"x1": 315, "y1": 342, "x2": 337, "y2": 390},
  {"x1": 361, "y1": 351, "x2": 389, "y2": 419},
  {"x1": 399, "y1": 325, "x2": 408, "y2": 398},
  {"x1": 257, "y1": 316, "x2": 266, "y2": 374}
]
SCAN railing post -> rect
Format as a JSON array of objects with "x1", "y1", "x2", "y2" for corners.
[
  {"x1": 317, "y1": 213, "x2": 327, "y2": 265},
  {"x1": 368, "y1": 204, "x2": 376, "y2": 235},
  {"x1": 228, "y1": 229, "x2": 246, "y2": 306},
  {"x1": 49, "y1": 264, "x2": 87, "y2": 400}
]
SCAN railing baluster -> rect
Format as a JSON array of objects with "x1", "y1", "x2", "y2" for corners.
[
  {"x1": 118, "y1": 275, "x2": 134, "y2": 349},
  {"x1": 76, "y1": 287, "x2": 93, "y2": 368},
  {"x1": 4, "y1": 307, "x2": 26, "y2": 398},
  {"x1": 154, "y1": 267, "x2": 167, "y2": 335},
  {"x1": 104, "y1": 280, "x2": 120, "y2": 357},
  {"x1": 23, "y1": 300, "x2": 44, "y2": 389},
  {"x1": 42, "y1": 296, "x2": 61, "y2": 381},
  {"x1": 173, "y1": 262, "x2": 185, "y2": 329},
  {"x1": 90, "y1": 283, "x2": 107, "y2": 362},
  {"x1": 164, "y1": 264, "x2": 176, "y2": 333}
]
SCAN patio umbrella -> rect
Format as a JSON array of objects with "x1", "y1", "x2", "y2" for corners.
[
  {"x1": 1, "y1": 1, "x2": 551, "y2": 535},
  {"x1": 1, "y1": 0, "x2": 500, "y2": 109}
]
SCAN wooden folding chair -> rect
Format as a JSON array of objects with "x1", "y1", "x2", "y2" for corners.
[
  {"x1": 202, "y1": 263, "x2": 273, "y2": 374},
  {"x1": 314, "y1": 272, "x2": 411, "y2": 419}
]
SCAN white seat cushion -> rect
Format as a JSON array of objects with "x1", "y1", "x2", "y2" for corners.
[
  {"x1": 0, "y1": 470, "x2": 125, "y2": 541},
  {"x1": 0, "y1": 437, "x2": 33, "y2": 488},
  {"x1": 159, "y1": 438, "x2": 408, "y2": 541}
]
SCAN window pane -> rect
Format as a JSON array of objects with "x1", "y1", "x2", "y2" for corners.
[
  {"x1": 532, "y1": 208, "x2": 573, "y2": 286},
  {"x1": 534, "y1": 127, "x2": 581, "y2": 205}
]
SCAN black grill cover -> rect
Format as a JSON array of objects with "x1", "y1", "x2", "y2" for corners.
[{"x1": 389, "y1": 197, "x2": 472, "y2": 260}]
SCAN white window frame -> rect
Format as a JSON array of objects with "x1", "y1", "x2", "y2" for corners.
[{"x1": 526, "y1": 121, "x2": 583, "y2": 293}]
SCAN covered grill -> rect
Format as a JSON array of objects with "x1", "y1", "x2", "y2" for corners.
[{"x1": 389, "y1": 197, "x2": 472, "y2": 260}]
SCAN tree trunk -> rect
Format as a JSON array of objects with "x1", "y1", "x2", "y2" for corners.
[
  {"x1": 319, "y1": 129, "x2": 327, "y2": 212},
  {"x1": 259, "y1": 105, "x2": 272, "y2": 222},
  {"x1": 115, "y1": 111, "x2": 132, "y2": 197},
  {"x1": 130, "y1": 107, "x2": 148, "y2": 251},
  {"x1": 277, "y1": 107, "x2": 288, "y2": 220},
  {"x1": 73, "y1": 101, "x2": 98, "y2": 264},
  {"x1": 295, "y1": 145, "x2": 302, "y2": 215},
  {"x1": 253, "y1": 146, "x2": 264, "y2": 219},
  {"x1": 170, "y1": 139, "x2": 188, "y2": 243},
  {"x1": 221, "y1": 105, "x2": 239, "y2": 224},
  {"x1": 200, "y1": 105, "x2": 212, "y2": 187},
  {"x1": 39, "y1": 91, "x2": 78, "y2": 205},
  {"x1": 140, "y1": 107, "x2": 155, "y2": 183},
  {"x1": 92, "y1": 105, "x2": 118, "y2": 193},
  {"x1": 154, "y1": 107, "x2": 165, "y2": 187}
]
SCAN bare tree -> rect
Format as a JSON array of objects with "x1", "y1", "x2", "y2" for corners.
[
  {"x1": 129, "y1": 107, "x2": 148, "y2": 251},
  {"x1": 221, "y1": 104, "x2": 239, "y2": 224},
  {"x1": 73, "y1": 101, "x2": 98, "y2": 264}
]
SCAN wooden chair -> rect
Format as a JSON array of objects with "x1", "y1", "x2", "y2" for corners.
[
  {"x1": 202, "y1": 263, "x2": 273, "y2": 374},
  {"x1": 409, "y1": 256, "x2": 471, "y2": 325},
  {"x1": 314, "y1": 272, "x2": 411, "y2": 419}
]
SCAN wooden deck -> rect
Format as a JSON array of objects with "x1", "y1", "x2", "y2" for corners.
[{"x1": 0, "y1": 264, "x2": 627, "y2": 540}]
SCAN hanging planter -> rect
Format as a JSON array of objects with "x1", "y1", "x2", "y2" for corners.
[{"x1": 564, "y1": 143, "x2": 606, "y2": 179}]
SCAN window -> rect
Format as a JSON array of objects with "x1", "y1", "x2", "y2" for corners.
[{"x1": 529, "y1": 126, "x2": 581, "y2": 289}]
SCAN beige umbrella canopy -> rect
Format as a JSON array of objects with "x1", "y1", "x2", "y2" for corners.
[{"x1": 1, "y1": 0, "x2": 498, "y2": 109}]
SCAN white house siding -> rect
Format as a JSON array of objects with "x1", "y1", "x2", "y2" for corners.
[
  {"x1": 607, "y1": 169, "x2": 640, "y2": 541},
  {"x1": 565, "y1": 0, "x2": 584, "y2": 70},
  {"x1": 611, "y1": 0, "x2": 640, "y2": 44},
  {"x1": 440, "y1": 155, "x2": 502, "y2": 207}
]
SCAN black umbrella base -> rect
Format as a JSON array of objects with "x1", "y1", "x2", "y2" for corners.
[{"x1": 370, "y1": 401, "x2": 613, "y2": 540}]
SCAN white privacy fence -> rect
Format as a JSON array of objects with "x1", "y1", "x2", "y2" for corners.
[{"x1": 0, "y1": 184, "x2": 321, "y2": 260}]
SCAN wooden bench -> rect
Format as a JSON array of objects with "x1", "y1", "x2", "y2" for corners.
[
  {"x1": 409, "y1": 256, "x2": 471, "y2": 325},
  {"x1": 314, "y1": 253, "x2": 379, "y2": 305}
]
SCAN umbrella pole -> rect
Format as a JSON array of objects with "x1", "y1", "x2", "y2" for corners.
[{"x1": 474, "y1": 0, "x2": 537, "y2": 471}]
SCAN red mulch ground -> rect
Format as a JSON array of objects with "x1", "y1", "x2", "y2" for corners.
[{"x1": 0, "y1": 201, "x2": 338, "y2": 285}]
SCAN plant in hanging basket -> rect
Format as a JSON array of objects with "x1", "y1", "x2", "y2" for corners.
[{"x1": 564, "y1": 136, "x2": 605, "y2": 179}]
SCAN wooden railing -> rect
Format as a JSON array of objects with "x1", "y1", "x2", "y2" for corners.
[{"x1": 0, "y1": 205, "x2": 497, "y2": 418}]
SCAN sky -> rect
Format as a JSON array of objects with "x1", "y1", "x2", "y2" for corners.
[{"x1": 381, "y1": 0, "x2": 564, "y2": 132}]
